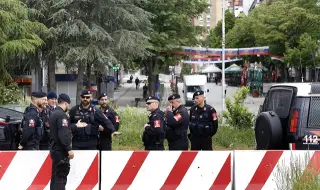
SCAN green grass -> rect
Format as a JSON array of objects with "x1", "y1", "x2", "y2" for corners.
[
  {"x1": 113, "y1": 106, "x2": 256, "y2": 150},
  {"x1": 275, "y1": 152, "x2": 320, "y2": 190}
]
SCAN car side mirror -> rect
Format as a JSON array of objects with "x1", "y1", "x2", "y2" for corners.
[
  {"x1": 182, "y1": 90, "x2": 184, "y2": 93},
  {"x1": 207, "y1": 89, "x2": 209, "y2": 92}
]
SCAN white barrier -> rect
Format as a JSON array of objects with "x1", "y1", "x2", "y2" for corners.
[
  {"x1": 2, "y1": 150, "x2": 320, "y2": 190},
  {"x1": 0, "y1": 151, "x2": 99, "y2": 190},
  {"x1": 100, "y1": 151, "x2": 233, "y2": 190},
  {"x1": 234, "y1": 150, "x2": 320, "y2": 190}
]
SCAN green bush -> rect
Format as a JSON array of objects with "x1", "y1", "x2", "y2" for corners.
[
  {"x1": 0, "y1": 83, "x2": 22, "y2": 105},
  {"x1": 222, "y1": 86, "x2": 255, "y2": 129}
]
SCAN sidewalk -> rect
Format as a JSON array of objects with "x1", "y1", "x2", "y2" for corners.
[
  {"x1": 112, "y1": 83, "x2": 142, "y2": 107},
  {"x1": 112, "y1": 82, "x2": 172, "y2": 108}
]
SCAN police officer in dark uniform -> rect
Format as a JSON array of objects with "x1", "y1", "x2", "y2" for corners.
[
  {"x1": 40, "y1": 91, "x2": 57, "y2": 150},
  {"x1": 165, "y1": 94, "x2": 189, "y2": 150},
  {"x1": 49, "y1": 93, "x2": 74, "y2": 190},
  {"x1": 18, "y1": 92, "x2": 47, "y2": 150},
  {"x1": 142, "y1": 96, "x2": 165, "y2": 150},
  {"x1": 69, "y1": 89, "x2": 117, "y2": 150},
  {"x1": 188, "y1": 90, "x2": 219, "y2": 150},
  {"x1": 98, "y1": 93, "x2": 121, "y2": 150}
]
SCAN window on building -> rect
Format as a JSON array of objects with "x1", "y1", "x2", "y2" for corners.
[{"x1": 206, "y1": 7, "x2": 210, "y2": 14}]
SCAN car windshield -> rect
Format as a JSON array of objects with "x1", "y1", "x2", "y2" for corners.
[{"x1": 187, "y1": 86, "x2": 203, "y2": 92}]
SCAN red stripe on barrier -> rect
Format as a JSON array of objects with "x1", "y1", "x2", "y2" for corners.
[
  {"x1": 210, "y1": 153, "x2": 231, "y2": 190},
  {"x1": 160, "y1": 151, "x2": 198, "y2": 190},
  {"x1": 27, "y1": 153, "x2": 52, "y2": 190},
  {"x1": 246, "y1": 151, "x2": 283, "y2": 190},
  {"x1": 76, "y1": 153, "x2": 99, "y2": 190},
  {"x1": 0, "y1": 152, "x2": 17, "y2": 180},
  {"x1": 111, "y1": 151, "x2": 149, "y2": 190}
]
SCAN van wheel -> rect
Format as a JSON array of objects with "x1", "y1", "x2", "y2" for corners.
[{"x1": 255, "y1": 111, "x2": 283, "y2": 150}]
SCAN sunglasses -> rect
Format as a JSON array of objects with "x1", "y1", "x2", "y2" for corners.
[
  {"x1": 81, "y1": 96, "x2": 91, "y2": 99},
  {"x1": 146, "y1": 102, "x2": 154, "y2": 105}
]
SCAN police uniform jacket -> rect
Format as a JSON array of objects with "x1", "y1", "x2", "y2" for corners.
[
  {"x1": 20, "y1": 104, "x2": 44, "y2": 147},
  {"x1": 189, "y1": 104, "x2": 218, "y2": 137},
  {"x1": 40, "y1": 105, "x2": 56, "y2": 144},
  {"x1": 69, "y1": 104, "x2": 116, "y2": 147},
  {"x1": 101, "y1": 106, "x2": 120, "y2": 131},
  {"x1": 142, "y1": 108, "x2": 165, "y2": 146},
  {"x1": 165, "y1": 105, "x2": 189, "y2": 141},
  {"x1": 49, "y1": 106, "x2": 72, "y2": 153}
]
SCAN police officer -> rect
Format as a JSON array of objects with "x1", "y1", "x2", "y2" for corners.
[
  {"x1": 142, "y1": 96, "x2": 165, "y2": 150},
  {"x1": 40, "y1": 91, "x2": 57, "y2": 150},
  {"x1": 18, "y1": 92, "x2": 47, "y2": 150},
  {"x1": 69, "y1": 89, "x2": 118, "y2": 150},
  {"x1": 49, "y1": 93, "x2": 74, "y2": 190},
  {"x1": 165, "y1": 94, "x2": 189, "y2": 150},
  {"x1": 188, "y1": 90, "x2": 218, "y2": 150},
  {"x1": 98, "y1": 93, "x2": 121, "y2": 150}
]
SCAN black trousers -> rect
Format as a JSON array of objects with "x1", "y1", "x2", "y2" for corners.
[
  {"x1": 50, "y1": 151, "x2": 70, "y2": 190},
  {"x1": 145, "y1": 144, "x2": 164, "y2": 150},
  {"x1": 99, "y1": 138, "x2": 112, "y2": 151},
  {"x1": 168, "y1": 139, "x2": 189, "y2": 150},
  {"x1": 190, "y1": 136, "x2": 213, "y2": 150}
]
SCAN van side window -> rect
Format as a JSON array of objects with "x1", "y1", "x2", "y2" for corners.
[{"x1": 267, "y1": 89, "x2": 293, "y2": 118}]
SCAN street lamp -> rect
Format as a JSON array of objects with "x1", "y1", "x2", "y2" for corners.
[{"x1": 222, "y1": 0, "x2": 226, "y2": 114}]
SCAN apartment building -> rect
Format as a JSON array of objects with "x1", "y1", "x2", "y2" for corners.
[{"x1": 192, "y1": 0, "x2": 229, "y2": 38}]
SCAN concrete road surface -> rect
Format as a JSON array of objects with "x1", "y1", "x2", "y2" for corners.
[
  {"x1": 177, "y1": 82, "x2": 265, "y2": 115},
  {"x1": 114, "y1": 81, "x2": 264, "y2": 115}
]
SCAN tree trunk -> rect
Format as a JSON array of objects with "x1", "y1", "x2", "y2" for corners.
[
  {"x1": 47, "y1": 53, "x2": 56, "y2": 92},
  {"x1": 96, "y1": 72, "x2": 102, "y2": 95},
  {"x1": 311, "y1": 52, "x2": 318, "y2": 82},
  {"x1": 85, "y1": 62, "x2": 92, "y2": 89},
  {"x1": 76, "y1": 63, "x2": 85, "y2": 105}
]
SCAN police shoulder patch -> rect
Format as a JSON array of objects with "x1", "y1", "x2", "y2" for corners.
[
  {"x1": 62, "y1": 119, "x2": 68, "y2": 127},
  {"x1": 28, "y1": 119, "x2": 35, "y2": 127},
  {"x1": 212, "y1": 112, "x2": 217, "y2": 121},
  {"x1": 154, "y1": 120, "x2": 161, "y2": 128},
  {"x1": 174, "y1": 113, "x2": 182, "y2": 121}
]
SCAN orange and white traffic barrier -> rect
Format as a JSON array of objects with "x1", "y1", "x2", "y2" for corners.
[
  {"x1": 234, "y1": 150, "x2": 320, "y2": 190},
  {"x1": 100, "y1": 151, "x2": 232, "y2": 190},
  {"x1": 0, "y1": 151, "x2": 99, "y2": 190}
]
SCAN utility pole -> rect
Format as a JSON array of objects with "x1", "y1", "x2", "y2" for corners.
[{"x1": 222, "y1": 0, "x2": 226, "y2": 114}]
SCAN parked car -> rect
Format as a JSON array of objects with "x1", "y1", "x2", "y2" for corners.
[
  {"x1": 255, "y1": 83, "x2": 320, "y2": 150},
  {"x1": 0, "y1": 107, "x2": 24, "y2": 150}
]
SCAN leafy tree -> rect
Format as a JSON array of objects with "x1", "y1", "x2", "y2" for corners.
[
  {"x1": 138, "y1": 0, "x2": 208, "y2": 95},
  {"x1": 225, "y1": 0, "x2": 320, "y2": 80},
  {"x1": 51, "y1": 0, "x2": 152, "y2": 103},
  {"x1": 0, "y1": 0, "x2": 47, "y2": 83},
  {"x1": 24, "y1": 0, "x2": 61, "y2": 91},
  {"x1": 203, "y1": 10, "x2": 236, "y2": 48}
]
